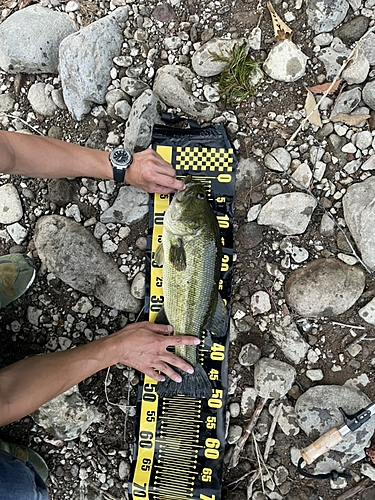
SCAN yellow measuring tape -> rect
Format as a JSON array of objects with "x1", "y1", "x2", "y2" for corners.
[{"x1": 130, "y1": 128, "x2": 236, "y2": 500}]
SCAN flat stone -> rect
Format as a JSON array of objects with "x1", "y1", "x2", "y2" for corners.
[
  {"x1": 250, "y1": 290, "x2": 271, "y2": 315},
  {"x1": 0, "y1": 5, "x2": 76, "y2": 74},
  {"x1": 0, "y1": 183, "x2": 23, "y2": 224},
  {"x1": 28, "y1": 83, "x2": 57, "y2": 117},
  {"x1": 257, "y1": 192, "x2": 317, "y2": 235},
  {"x1": 254, "y1": 358, "x2": 296, "y2": 400},
  {"x1": 263, "y1": 40, "x2": 308, "y2": 82},
  {"x1": 264, "y1": 147, "x2": 291, "y2": 172},
  {"x1": 362, "y1": 80, "x2": 375, "y2": 111},
  {"x1": 124, "y1": 89, "x2": 165, "y2": 152},
  {"x1": 153, "y1": 65, "x2": 216, "y2": 122},
  {"x1": 32, "y1": 385, "x2": 101, "y2": 441},
  {"x1": 7, "y1": 222, "x2": 28, "y2": 244},
  {"x1": 238, "y1": 343, "x2": 261, "y2": 366},
  {"x1": 34, "y1": 215, "x2": 141, "y2": 312},
  {"x1": 236, "y1": 222, "x2": 263, "y2": 249},
  {"x1": 358, "y1": 297, "x2": 375, "y2": 325},
  {"x1": 343, "y1": 176, "x2": 375, "y2": 271},
  {"x1": 269, "y1": 316, "x2": 309, "y2": 365},
  {"x1": 192, "y1": 38, "x2": 245, "y2": 77},
  {"x1": 319, "y1": 40, "x2": 351, "y2": 81},
  {"x1": 100, "y1": 186, "x2": 149, "y2": 225},
  {"x1": 285, "y1": 258, "x2": 365, "y2": 317},
  {"x1": 236, "y1": 156, "x2": 264, "y2": 190},
  {"x1": 59, "y1": 8, "x2": 128, "y2": 120},
  {"x1": 307, "y1": 0, "x2": 349, "y2": 33}
]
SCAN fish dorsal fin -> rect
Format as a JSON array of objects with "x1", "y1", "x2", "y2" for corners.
[
  {"x1": 205, "y1": 293, "x2": 229, "y2": 337},
  {"x1": 169, "y1": 237, "x2": 186, "y2": 271},
  {"x1": 154, "y1": 243, "x2": 164, "y2": 266}
]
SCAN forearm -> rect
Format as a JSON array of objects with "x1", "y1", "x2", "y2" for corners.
[
  {"x1": 0, "y1": 334, "x2": 119, "y2": 426},
  {"x1": 0, "y1": 130, "x2": 112, "y2": 180}
]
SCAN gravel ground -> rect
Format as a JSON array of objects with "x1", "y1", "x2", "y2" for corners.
[{"x1": 2, "y1": 0, "x2": 375, "y2": 499}]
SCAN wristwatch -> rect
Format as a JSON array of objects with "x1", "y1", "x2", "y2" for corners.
[{"x1": 109, "y1": 147, "x2": 133, "y2": 182}]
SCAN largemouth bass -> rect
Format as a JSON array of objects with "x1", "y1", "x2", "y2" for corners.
[{"x1": 155, "y1": 176, "x2": 228, "y2": 399}]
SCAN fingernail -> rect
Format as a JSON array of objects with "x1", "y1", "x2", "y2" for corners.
[
  {"x1": 160, "y1": 377, "x2": 166, "y2": 382},
  {"x1": 193, "y1": 338, "x2": 200, "y2": 345},
  {"x1": 166, "y1": 325, "x2": 173, "y2": 333},
  {"x1": 175, "y1": 375, "x2": 182, "y2": 383},
  {"x1": 187, "y1": 367, "x2": 194, "y2": 374}
]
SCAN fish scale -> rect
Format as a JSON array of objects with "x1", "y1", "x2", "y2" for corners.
[{"x1": 162, "y1": 235, "x2": 218, "y2": 365}]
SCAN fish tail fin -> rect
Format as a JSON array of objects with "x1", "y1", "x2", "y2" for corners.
[
  {"x1": 156, "y1": 364, "x2": 212, "y2": 399},
  {"x1": 206, "y1": 293, "x2": 229, "y2": 338}
]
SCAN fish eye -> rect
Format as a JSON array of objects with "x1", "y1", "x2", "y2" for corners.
[{"x1": 197, "y1": 193, "x2": 205, "y2": 200}]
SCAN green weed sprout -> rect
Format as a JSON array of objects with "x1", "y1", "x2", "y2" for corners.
[{"x1": 210, "y1": 42, "x2": 263, "y2": 105}]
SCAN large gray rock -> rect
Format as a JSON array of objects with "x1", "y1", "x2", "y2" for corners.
[
  {"x1": 254, "y1": 358, "x2": 296, "y2": 400},
  {"x1": 124, "y1": 89, "x2": 165, "y2": 152},
  {"x1": 257, "y1": 192, "x2": 317, "y2": 235},
  {"x1": 318, "y1": 39, "x2": 351, "y2": 81},
  {"x1": 59, "y1": 8, "x2": 128, "y2": 120},
  {"x1": 362, "y1": 81, "x2": 375, "y2": 111},
  {"x1": 153, "y1": 65, "x2": 216, "y2": 122},
  {"x1": 263, "y1": 40, "x2": 308, "y2": 83},
  {"x1": 0, "y1": 5, "x2": 76, "y2": 74},
  {"x1": 342, "y1": 48, "x2": 370, "y2": 85},
  {"x1": 236, "y1": 157, "x2": 264, "y2": 190},
  {"x1": 269, "y1": 316, "x2": 309, "y2": 365},
  {"x1": 307, "y1": 0, "x2": 349, "y2": 33},
  {"x1": 34, "y1": 215, "x2": 141, "y2": 312},
  {"x1": 191, "y1": 38, "x2": 244, "y2": 77},
  {"x1": 343, "y1": 176, "x2": 375, "y2": 271},
  {"x1": 100, "y1": 186, "x2": 149, "y2": 225},
  {"x1": 330, "y1": 87, "x2": 362, "y2": 119},
  {"x1": 285, "y1": 259, "x2": 365, "y2": 317},
  {"x1": 32, "y1": 386, "x2": 101, "y2": 441},
  {"x1": 295, "y1": 385, "x2": 375, "y2": 473}
]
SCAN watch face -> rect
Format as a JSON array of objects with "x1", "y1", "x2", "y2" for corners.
[{"x1": 113, "y1": 148, "x2": 131, "y2": 165}]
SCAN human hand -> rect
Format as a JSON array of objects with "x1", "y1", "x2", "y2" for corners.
[
  {"x1": 111, "y1": 322, "x2": 200, "y2": 382},
  {"x1": 125, "y1": 148, "x2": 185, "y2": 194}
]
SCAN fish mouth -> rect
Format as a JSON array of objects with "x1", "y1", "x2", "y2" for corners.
[{"x1": 174, "y1": 176, "x2": 201, "y2": 203}]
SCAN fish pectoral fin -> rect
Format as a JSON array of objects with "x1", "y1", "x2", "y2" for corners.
[
  {"x1": 155, "y1": 306, "x2": 169, "y2": 325},
  {"x1": 206, "y1": 293, "x2": 229, "y2": 337},
  {"x1": 169, "y1": 237, "x2": 186, "y2": 271},
  {"x1": 154, "y1": 243, "x2": 164, "y2": 266}
]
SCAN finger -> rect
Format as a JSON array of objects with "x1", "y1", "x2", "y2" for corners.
[
  {"x1": 143, "y1": 368, "x2": 165, "y2": 382},
  {"x1": 156, "y1": 361, "x2": 184, "y2": 382},
  {"x1": 162, "y1": 353, "x2": 194, "y2": 375},
  {"x1": 149, "y1": 323, "x2": 173, "y2": 334},
  {"x1": 167, "y1": 335, "x2": 201, "y2": 346},
  {"x1": 152, "y1": 174, "x2": 185, "y2": 192}
]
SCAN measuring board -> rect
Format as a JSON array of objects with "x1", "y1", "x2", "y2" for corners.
[{"x1": 129, "y1": 124, "x2": 237, "y2": 500}]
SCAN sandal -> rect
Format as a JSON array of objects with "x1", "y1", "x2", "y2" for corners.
[
  {"x1": 0, "y1": 438, "x2": 48, "y2": 482},
  {"x1": 0, "y1": 253, "x2": 36, "y2": 308}
]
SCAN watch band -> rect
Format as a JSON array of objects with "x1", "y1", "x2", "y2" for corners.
[{"x1": 113, "y1": 166, "x2": 126, "y2": 183}]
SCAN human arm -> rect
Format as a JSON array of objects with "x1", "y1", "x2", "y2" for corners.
[
  {"x1": 0, "y1": 322, "x2": 199, "y2": 426},
  {"x1": 0, "y1": 130, "x2": 184, "y2": 194}
]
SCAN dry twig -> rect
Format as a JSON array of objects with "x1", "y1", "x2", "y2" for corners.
[
  {"x1": 247, "y1": 470, "x2": 261, "y2": 498},
  {"x1": 229, "y1": 396, "x2": 268, "y2": 469},
  {"x1": 336, "y1": 479, "x2": 372, "y2": 500},
  {"x1": 263, "y1": 402, "x2": 283, "y2": 462},
  {"x1": 331, "y1": 321, "x2": 365, "y2": 330}
]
